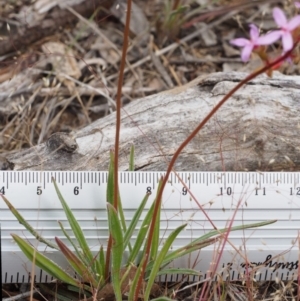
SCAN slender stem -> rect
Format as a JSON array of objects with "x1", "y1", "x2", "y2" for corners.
[
  {"x1": 105, "y1": 0, "x2": 132, "y2": 281},
  {"x1": 114, "y1": 0, "x2": 132, "y2": 210},
  {"x1": 135, "y1": 49, "x2": 294, "y2": 301}
]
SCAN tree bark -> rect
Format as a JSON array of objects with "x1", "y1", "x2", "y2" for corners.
[{"x1": 5, "y1": 71, "x2": 300, "y2": 172}]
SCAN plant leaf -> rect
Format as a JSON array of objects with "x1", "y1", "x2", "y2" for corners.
[
  {"x1": 123, "y1": 193, "x2": 149, "y2": 250},
  {"x1": 179, "y1": 219, "x2": 277, "y2": 254},
  {"x1": 153, "y1": 237, "x2": 217, "y2": 269},
  {"x1": 52, "y1": 178, "x2": 95, "y2": 273},
  {"x1": 117, "y1": 190, "x2": 129, "y2": 248},
  {"x1": 11, "y1": 234, "x2": 81, "y2": 288},
  {"x1": 58, "y1": 221, "x2": 85, "y2": 262},
  {"x1": 97, "y1": 245, "x2": 105, "y2": 285},
  {"x1": 107, "y1": 203, "x2": 124, "y2": 301},
  {"x1": 147, "y1": 219, "x2": 277, "y2": 271},
  {"x1": 128, "y1": 180, "x2": 163, "y2": 265},
  {"x1": 144, "y1": 224, "x2": 187, "y2": 300},
  {"x1": 128, "y1": 257, "x2": 145, "y2": 301},
  {"x1": 155, "y1": 268, "x2": 201, "y2": 277},
  {"x1": 127, "y1": 199, "x2": 155, "y2": 265},
  {"x1": 55, "y1": 237, "x2": 97, "y2": 287},
  {"x1": 1, "y1": 195, "x2": 58, "y2": 250},
  {"x1": 150, "y1": 180, "x2": 162, "y2": 262},
  {"x1": 58, "y1": 221, "x2": 103, "y2": 286},
  {"x1": 106, "y1": 152, "x2": 115, "y2": 206}
]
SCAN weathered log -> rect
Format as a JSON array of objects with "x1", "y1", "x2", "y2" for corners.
[{"x1": 5, "y1": 71, "x2": 300, "y2": 172}]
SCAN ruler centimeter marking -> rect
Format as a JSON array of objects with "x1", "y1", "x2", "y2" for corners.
[{"x1": 1, "y1": 171, "x2": 300, "y2": 283}]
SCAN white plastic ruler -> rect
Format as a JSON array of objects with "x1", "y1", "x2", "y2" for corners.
[{"x1": 1, "y1": 171, "x2": 300, "y2": 283}]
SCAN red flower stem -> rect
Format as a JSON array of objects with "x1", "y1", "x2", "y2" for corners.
[
  {"x1": 135, "y1": 47, "x2": 294, "y2": 301},
  {"x1": 105, "y1": 0, "x2": 132, "y2": 282}
]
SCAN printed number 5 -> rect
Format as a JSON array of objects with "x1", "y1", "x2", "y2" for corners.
[{"x1": 37, "y1": 186, "x2": 42, "y2": 195}]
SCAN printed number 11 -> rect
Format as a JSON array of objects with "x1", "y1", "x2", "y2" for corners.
[{"x1": 255, "y1": 188, "x2": 266, "y2": 195}]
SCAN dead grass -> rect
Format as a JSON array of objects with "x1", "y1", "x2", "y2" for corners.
[
  {"x1": 2, "y1": 279, "x2": 300, "y2": 300},
  {"x1": 0, "y1": 0, "x2": 293, "y2": 156}
]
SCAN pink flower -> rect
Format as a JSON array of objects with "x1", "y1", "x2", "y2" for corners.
[
  {"x1": 295, "y1": 2, "x2": 300, "y2": 9},
  {"x1": 230, "y1": 24, "x2": 281, "y2": 62},
  {"x1": 272, "y1": 7, "x2": 300, "y2": 51}
]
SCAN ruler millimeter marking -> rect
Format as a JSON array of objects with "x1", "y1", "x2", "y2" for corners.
[{"x1": 1, "y1": 171, "x2": 300, "y2": 283}]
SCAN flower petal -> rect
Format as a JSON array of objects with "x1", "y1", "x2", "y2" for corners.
[
  {"x1": 249, "y1": 24, "x2": 259, "y2": 40},
  {"x1": 295, "y1": 2, "x2": 300, "y2": 9},
  {"x1": 230, "y1": 38, "x2": 249, "y2": 47},
  {"x1": 287, "y1": 15, "x2": 300, "y2": 30},
  {"x1": 282, "y1": 32, "x2": 293, "y2": 51},
  {"x1": 241, "y1": 44, "x2": 253, "y2": 62},
  {"x1": 256, "y1": 31, "x2": 282, "y2": 45},
  {"x1": 273, "y1": 7, "x2": 287, "y2": 27}
]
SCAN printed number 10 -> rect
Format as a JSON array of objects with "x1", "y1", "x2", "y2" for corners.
[{"x1": 220, "y1": 187, "x2": 232, "y2": 195}]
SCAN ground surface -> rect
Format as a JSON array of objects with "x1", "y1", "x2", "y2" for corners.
[{"x1": 1, "y1": 0, "x2": 300, "y2": 300}]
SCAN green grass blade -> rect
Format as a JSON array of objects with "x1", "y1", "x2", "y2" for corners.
[
  {"x1": 1, "y1": 195, "x2": 58, "y2": 250},
  {"x1": 105, "y1": 151, "x2": 116, "y2": 281},
  {"x1": 55, "y1": 237, "x2": 98, "y2": 287},
  {"x1": 52, "y1": 178, "x2": 95, "y2": 272},
  {"x1": 107, "y1": 152, "x2": 114, "y2": 205},
  {"x1": 129, "y1": 144, "x2": 135, "y2": 171},
  {"x1": 12, "y1": 234, "x2": 81, "y2": 288},
  {"x1": 127, "y1": 199, "x2": 155, "y2": 264},
  {"x1": 128, "y1": 258, "x2": 145, "y2": 301},
  {"x1": 107, "y1": 203, "x2": 124, "y2": 301},
  {"x1": 126, "y1": 143, "x2": 135, "y2": 251},
  {"x1": 97, "y1": 245, "x2": 105, "y2": 285},
  {"x1": 58, "y1": 221, "x2": 86, "y2": 263},
  {"x1": 147, "y1": 219, "x2": 277, "y2": 272},
  {"x1": 151, "y1": 238, "x2": 216, "y2": 270},
  {"x1": 150, "y1": 181, "x2": 162, "y2": 262},
  {"x1": 117, "y1": 190, "x2": 130, "y2": 250},
  {"x1": 58, "y1": 221, "x2": 103, "y2": 285},
  {"x1": 155, "y1": 268, "x2": 201, "y2": 277},
  {"x1": 144, "y1": 224, "x2": 186, "y2": 300},
  {"x1": 93, "y1": 254, "x2": 103, "y2": 286},
  {"x1": 182, "y1": 219, "x2": 277, "y2": 251},
  {"x1": 123, "y1": 193, "x2": 149, "y2": 250}
]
